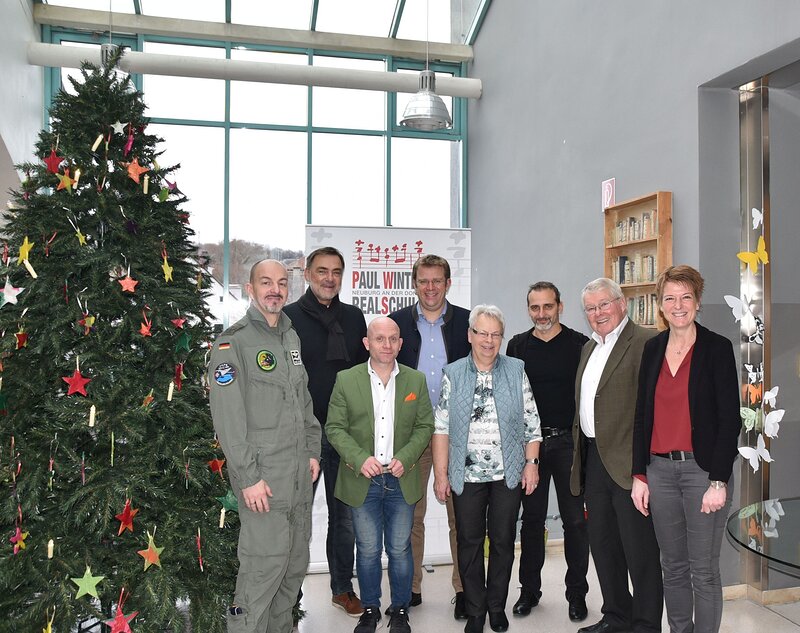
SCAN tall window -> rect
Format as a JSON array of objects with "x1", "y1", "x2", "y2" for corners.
[{"x1": 45, "y1": 29, "x2": 466, "y2": 325}]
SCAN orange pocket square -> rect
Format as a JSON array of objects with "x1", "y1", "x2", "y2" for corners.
[{"x1": 404, "y1": 392, "x2": 417, "y2": 402}]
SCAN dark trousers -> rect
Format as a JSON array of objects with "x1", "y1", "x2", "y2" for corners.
[
  {"x1": 584, "y1": 442, "x2": 663, "y2": 633},
  {"x1": 518, "y1": 433, "x2": 589, "y2": 600},
  {"x1": 313, "y1": 431, "x2": 356, "y2": 596},
  {"x1": 452, "y1": 480, "x2": 522, "y2": 617}
]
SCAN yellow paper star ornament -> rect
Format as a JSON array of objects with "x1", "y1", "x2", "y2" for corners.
[
  {"x1": 17, "y1": 236, "x2": 34, "y2": 264},
  {"x1": 162, "y1": 255, "x2": 173, "y2": 282}
]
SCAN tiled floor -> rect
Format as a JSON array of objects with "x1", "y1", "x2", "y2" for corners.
[{"x1": 297, "y1": 545, "x2": 800, "y2": 633}]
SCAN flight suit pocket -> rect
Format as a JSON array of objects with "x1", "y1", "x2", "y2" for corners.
[{"x1": 246, "y1": 373, "x2": 285, "y2": 430}]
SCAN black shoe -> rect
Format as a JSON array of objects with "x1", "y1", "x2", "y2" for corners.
[
  {"x1": 512, "y1": 590, "x2": 539, "y2": 616},
  {"x1": 464, "y1": 614, "x2": 485, "y2": 633},
  {"x1": 409, "y1": 592, "x2": 422, "y2": 607},
  {"x1": 577, "y1": 620, "x2": 627, "y2": 633},
  {"x1": 488, "y1": 611, "x2": 508, "y2": 632},
  {"x1": 568, "y1": 596, "x2": 588, "y2": 622},
  {"x1": 389, "y1": 607, "x2": 411, "y2": 633},
  {"x1": 354, "y1": 607, "x2": 382, "y2": 633},
  {"x1": 452, "y1": 592, "x2": 468, "y2": 621}
]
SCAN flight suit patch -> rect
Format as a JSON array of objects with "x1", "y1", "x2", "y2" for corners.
[
  {"x1": 214, "y1": 362, "x2": 237, "y2": 385},
  {"x1": 290, "y1": 350, "x2": 302, "y2": 366},
  {"x1": 256, "y1": 350, "x2": 277, "y2": 372}
]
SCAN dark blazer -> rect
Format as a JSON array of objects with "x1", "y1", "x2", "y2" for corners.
[
  {"x1": 389, "y1": 301, "x2": 471, "y2": 369},
  {"x1": 570, "y1": 320, "x2": 654, "y2": 494},
  {"x1": 632, "y1": 322, "x2": 740, "y2": 482},
  {"x1": 325, "y1": 363, "x2": 434, "y2": 507}
]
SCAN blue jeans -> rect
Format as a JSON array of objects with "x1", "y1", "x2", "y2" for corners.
[
  {"x1": 350, "y1": 473, "x2": 415, "y2": 610},
  {"x1": 315, "y1": 433, "x2": 356, "y2": 595}
]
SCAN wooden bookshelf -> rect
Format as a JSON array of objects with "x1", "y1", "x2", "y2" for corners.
[{"x1": 604, "y1": 191, "x2": 672, "y2": 328}]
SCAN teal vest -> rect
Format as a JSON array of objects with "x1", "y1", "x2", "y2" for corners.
[{"x1": 443, "y1": 354, "x2": 526, "y2": 494}]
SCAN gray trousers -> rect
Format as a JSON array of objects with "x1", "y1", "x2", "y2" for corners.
[
  {"x1": 647, "y1": 456, "x2": 732, "y2": 633},
  {"x1": 228, "y1": 500, "x2": 312, "y2": 633}
]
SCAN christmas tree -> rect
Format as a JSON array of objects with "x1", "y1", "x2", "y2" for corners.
[{"x1": 0, "y1": 51, "x2": 237, "y2": 632}]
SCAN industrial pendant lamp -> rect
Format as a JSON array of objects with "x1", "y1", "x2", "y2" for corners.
[{"x1": 400, "y1": 0, "x2": 453, "y2": 131}]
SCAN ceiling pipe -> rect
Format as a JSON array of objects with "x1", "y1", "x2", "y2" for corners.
[{"x1": 27, "y1": 42, "x2": 482, "y2": 99}]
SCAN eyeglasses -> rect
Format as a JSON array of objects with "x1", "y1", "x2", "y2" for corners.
[
  {"x1": 583, "y1": 299, "x2": 617, "y2": 315},
  {"x1": 416, "y1": 278, "x2": 446, "y2": 288},
  {"x1": 471, "y1": 328, "x2": 503, "y2": 341}
]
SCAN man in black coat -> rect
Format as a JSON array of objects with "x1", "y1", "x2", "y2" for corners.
[
  {"x1": 284, "y1": 246, "x2": 368, "y2": 618},
  {"x1": 388, "y1": 254, "x2": 471, "y2": 620}
]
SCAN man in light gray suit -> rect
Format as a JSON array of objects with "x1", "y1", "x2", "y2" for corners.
[{"x1": 570, "y1": 278, "x2": 662, "y2": 633}]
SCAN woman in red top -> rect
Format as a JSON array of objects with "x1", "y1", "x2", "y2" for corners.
[{"x1": 631, "y1": 265, "x2": 740, "y2": 633}]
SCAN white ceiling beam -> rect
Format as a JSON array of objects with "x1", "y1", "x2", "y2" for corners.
[
  {"x1": 33, "y1": 4, "x2": 474, "y2": 64},
  {"x1": 27, "y1": 42, "x2": 483, "y2": 99}
]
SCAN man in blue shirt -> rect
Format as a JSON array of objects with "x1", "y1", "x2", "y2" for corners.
[{"x1": 389, "y1": 254, "x2": 471, "y2": 620}]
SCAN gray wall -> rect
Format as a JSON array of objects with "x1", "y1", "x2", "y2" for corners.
[{"x1": 468, "y1": 1, "x2": 800, "y2": 586}]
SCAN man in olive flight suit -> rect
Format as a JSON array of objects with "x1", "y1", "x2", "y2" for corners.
[{"x1": 209, "y1": 259, "x2": 322, "y2": 633}]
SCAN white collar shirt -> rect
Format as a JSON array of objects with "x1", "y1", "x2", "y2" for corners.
[
  {"x1": 579, "y1": 316, "x2": 629, "y2": 438},
  {"x1": 368, "y1": 359, "x2": 400, "y2": 465}
]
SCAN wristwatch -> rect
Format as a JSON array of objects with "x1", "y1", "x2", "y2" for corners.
[
  {"x1": 709, "y1": 480, "x2": 727, "y2": 489},
  {"x1": 525, "y1": 458, "x2": 540, "y2": 465}
]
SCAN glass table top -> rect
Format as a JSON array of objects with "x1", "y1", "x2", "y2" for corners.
[{"x1": 727, "y1": 497, "x2": 800, "y2": 574}]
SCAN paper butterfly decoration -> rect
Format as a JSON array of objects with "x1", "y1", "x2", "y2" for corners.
[
  {"x1": 743, "y1": 382, "x2": 763, "y2": 407},
  {"x1": 748, "y1": 316, "x2": 765, "y2": 345},
  {"x1": 740, "y1": 407, "x2": 759, "y2": 432},
  {"x1": 763, "y1": 408, "x2": 784, "y2": 438},
  {"x1": 724, "y1": 295, "x2": 753, "y2": 322},
  {"x1": 762, "y1": 499, "x2": 785, "y2": 539},
  {"x1": 739, "y1": 433, "x2": 772, "y2": 472},
  {"x1": 763, "y1": 385, "x2": 779, "y2": 408},
  {"x1": 744, "y1": 362, "x2": 763, "y2": 384},
  {"x1": 751, "y1": 207, "x2": 763, "y2": 230},
  {"x1": 737, "y1": 235, "x2": 769, "y2": 273}
]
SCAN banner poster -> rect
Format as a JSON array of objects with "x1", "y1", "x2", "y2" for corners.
[
  {"x1": 305, "y1": 224, "x2": 472, "y2": 323},
  {"x1": 304, "y1": 224, "x2": 472, "y2": 571}
]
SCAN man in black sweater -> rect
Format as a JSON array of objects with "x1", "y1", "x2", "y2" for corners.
[
  {"x1": 284, "y1": 246, "x2": 368, "y2": 618},
  {"x1": 506, "y1": 281, "x2": 590, "y2": 623},
  {"x1": 389, "y1": 254, "x2": 471, "y2": 620}
]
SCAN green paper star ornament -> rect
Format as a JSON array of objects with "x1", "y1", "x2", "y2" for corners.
[
  {"x1": 71, "y1": 565, "x2": 104, "y2": 599},
  {"x1": 217, "y1": 489, "x2": 239, "y2": 513},
  {"x1": 175, "y1": 331, "x2": 191, "y2": 353}
]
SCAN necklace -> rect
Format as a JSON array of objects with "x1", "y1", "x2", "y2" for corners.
[{"x1": 668, "y1": 340, "x2": 694, "y2": 355}]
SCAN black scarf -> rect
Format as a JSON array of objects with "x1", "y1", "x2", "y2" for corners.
[{"x1": 297, "y1": 287, "x2": 350, "y2": 362}]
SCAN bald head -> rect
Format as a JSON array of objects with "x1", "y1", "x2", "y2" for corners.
[
  {"x1": 364, "y1": 317, "x2": 402, "y2": 370},
  {"x1": 246, "y1": 259, "x2": 289, "y2": 325}
]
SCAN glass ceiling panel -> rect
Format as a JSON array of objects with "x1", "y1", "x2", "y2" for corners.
[
  {"x1": 40, "y1": 0, "x2": 487, "y2": 45},
  {"x1": 140, "y1": 0, "x2": 225, "y2": 22},
  {"x1": 231, "y1": 0, "x2": 313, "y2": 30},
  {"x1": 395, "y1": 0, "x2": 452, "y2": 44},
  {"x1": 315, "y1": 0, "x2": 397, "y2": 38},
  {"x1": 43, "y1": 0, "x2": 136, "y2": 13}
]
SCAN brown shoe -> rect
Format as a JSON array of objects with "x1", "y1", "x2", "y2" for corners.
[{"x1": 332, "y1": 591, "x2": 363, "y2": 617}]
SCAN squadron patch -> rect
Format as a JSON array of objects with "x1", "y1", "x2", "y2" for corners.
[
  {"x1": 290, "y1": 350, "x2": 302, "y2": 366},
  {"x1": 214, "y1": 362, "x2": 237, "y2": 386},
  {"x1": 256, "y1": 350, "x2": 277, "y2": 372}
]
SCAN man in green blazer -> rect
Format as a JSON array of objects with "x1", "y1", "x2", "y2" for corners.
[
  {"x1": 326, "y1": 317, "x2": 434, "y2": 633},
  {"x1": 569, "y1": 278, "x2": 662, "y2": 633}
]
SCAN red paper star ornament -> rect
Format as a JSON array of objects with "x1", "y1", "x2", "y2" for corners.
[
  {"x1": 118, "y1": 275, "x2": 139, "y2": 293},
  {"x1": 62, "y1": 369, "x2": 91, "y2": 396},
  {"x1": 170, "y1": 317, "x2": 186, "y2": 329},
  {"x1": 15, "y1": 329, "x2": 28, "y2": 350},
  {"x1": 105, "y1": 606, "x2": 138, "y2": 633},
  {"x1": 44, "y1": 150, "x2": 64, "y2": 174},
  {"x1": 115, "y1": 499, "x2": 139, "y2": 535},
  {"x1": 208, "y1": 458, "x2": 226, "y2": 477},
  {"x1": 125, "y1": 158, "x2": 149, "y2": 184}
]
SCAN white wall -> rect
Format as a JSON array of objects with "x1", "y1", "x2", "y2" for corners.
[{"x1": 0, "y1": 0, "x2": 42, "y2": 171}]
